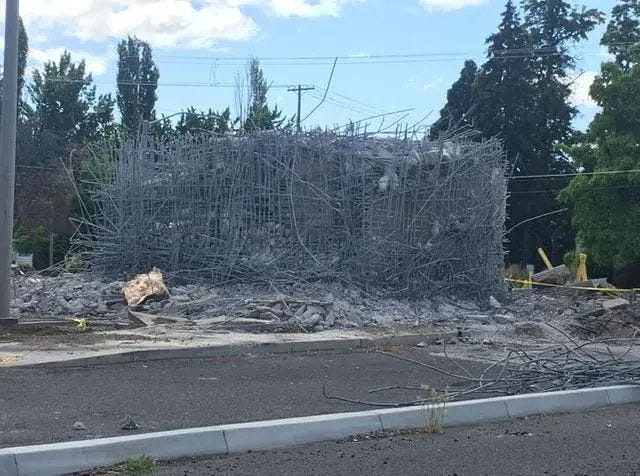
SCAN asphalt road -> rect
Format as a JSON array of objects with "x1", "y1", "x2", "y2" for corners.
[
  {"x1": 0, "y1": 347, "x2": 488, "y2": 447},
  {"x1": 142, "y1": 404, "x2": 640, "y2": 476}
]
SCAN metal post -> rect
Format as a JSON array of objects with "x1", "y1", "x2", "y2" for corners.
[
  {"x1": 49, "y1": 233, "x2": 54, "y2": 268},
  {"x1": 0, "y1": 0, "x2": 20, "y2": 324}
]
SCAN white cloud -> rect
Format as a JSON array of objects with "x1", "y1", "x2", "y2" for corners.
[
  {"x1": 570, "y1": 70, "x2": 598, "y2": 108},
  {"x1": 417, "y1": 0, "x2": 487, "y2": 11},
  {"x1": 1, "y1": 0, "x2": 363, "y2": 49},
  {"x1": 265, "y1": 0, "x2": 364, "y2": 17},
  {"x1": 407, "y1": 75, "x2": 444, "y2": 92},
  {"x1": 29, "y1": 48, "x2": 112, "y2": 76}
]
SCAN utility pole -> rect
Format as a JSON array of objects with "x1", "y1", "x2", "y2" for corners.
[
  {"x1": 288, "y1": 85, "x2": 314, "y2": 133},
  {"x1": 0, "y1": 0, "x2": 20, "y2": 325}
]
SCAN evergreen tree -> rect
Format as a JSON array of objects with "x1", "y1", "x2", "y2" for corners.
[
  {"x1": 522, "y1": 0, "x2": 604, "y2": 166},
  {"x1": 28, "y1": 52, "x2": 114, "y2": 161},
  {"x1": 429, "y1": 60, "x2": 477, "y2": 139},
  {"x1": 117, "y1": 36, "x2": 159, "y2": 134},
  {"x1": 245, "y1": 58, "x2": 285, "y2": 131},
  {"x1": 17, "y1": 17, "x2": 28, "y2": 101},
  {"x1": 0, "y1": 17, "x2": 28, "y2": 116},
  {"x1": 561, "y1": 1, "x2": 640, "y2": 278},
  {"x1": 176, "y1": 107, "x2": 234, "y2": 135},
  {"x1": 516, "y1": 0, "x2": 604, "y2": 263},
  {"x1": 473, "y1": 1, "x2": 548, "y2": 264}
]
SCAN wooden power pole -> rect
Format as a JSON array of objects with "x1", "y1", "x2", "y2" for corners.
[{"x1": 288, "y1": 85, "x2": 315, "y2": 133}]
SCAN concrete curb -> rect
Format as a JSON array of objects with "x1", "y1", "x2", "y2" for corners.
[
  {"x1": 1, "y1": 385, "x2": 639, "y2": 475},
  {"x1": 32, "y1": 333, "x2": 442, "y2": 369}
]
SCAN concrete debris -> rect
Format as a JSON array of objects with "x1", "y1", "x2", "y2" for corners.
[
  {"x1": 11, "y1": 274, "x2": 123, "y2": 319},
  {"x1": 531, "y1": 265, "x2": 572, "y2": 285},
  {"x1": 601, "y1": 298, "x2": 630, "y2": 311},
  {"x1": 488, "y1": 295, "x2": 502, "y2": 309},
  {"x1": 120, "y1": 415, "x2": 140, "y2": 431},
  {"x1": 513, "y1": 322, "x2": 545, "y2": 339},
  {"x1": 493, "y1": 313, "x2": 516, "y2": 324},
  {"x1": 122, "y1": 268, "x2": 169, "y2": 308},
  {"x1": 300, "y1": 313, "x2": 323, "y2": 328},
  {"x1": 9, "y1": 271, "x2": 640, "y2": 342},
  {"x1": 574, "y1": 278, "x2": 611, "y2": 289},
  {"x1": 72, "y1": 421, "x2": 87, "y2": 431}
]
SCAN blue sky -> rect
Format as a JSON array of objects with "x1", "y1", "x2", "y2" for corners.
[{"x1": 2, "y1": 0, "x2": 619, "y2": 131}]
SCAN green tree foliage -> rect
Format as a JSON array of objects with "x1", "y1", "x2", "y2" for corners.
[
  {"x1": 176, "y1": 107, "x2": 235, "y2": 135},
  {"x1": 117, "y1": 36, "x2": 159, "y2": 134},
  {"x1": 510, "y1": 1, "x2": 603, "y2": 264},
  {"x1": 28, "y1": 51, "x2": 115, "y2": 161},
  {"x1": 0, "y1": 17, "x2": 28, "y2": 117},
  {"x1": 18, "y1": 17, "x2": 28, "y2": 101},
  {"x1": 522, "y1": 0, "x2": 604, "y2": 163},
  {"x1": 602, "y1": 0, "x2": 640, "y2": 68},
  {"x1": 429, "y1": 60, "x2": 477, "y2": 139},
  {"x1": 430, "y1": 1, "x2": 602, "y2": 265},
  {"x1": 15, "y1": 50, "x2": 116, "y2": 266},
  {"x1": 245, "y1": 58, "x2": 286, "y2": 131},
  {"x1": 148, "y1": 115, "x2": 175, "y2": 138},
  {"x1": 561, "y1": 1, "x2": 640, "y2": 274},
  {"x1": 472, "y1": 1, "x2": 550, "y2": 264}
]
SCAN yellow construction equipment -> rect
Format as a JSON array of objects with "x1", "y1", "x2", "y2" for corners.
[
  {"x1": 537, "y1": 248, "x2": 554, "y2": 270},
  {"x1": 576, "y1": 253, "x2": 588, "y2": 281}
]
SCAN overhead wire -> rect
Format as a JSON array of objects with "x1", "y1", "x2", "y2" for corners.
[
  {"x1": 511, "y1": 168, "x2": 640, "y2": 181},
  {"x1": 307, "y1": 91, "x2": 373, "y2": 116}
]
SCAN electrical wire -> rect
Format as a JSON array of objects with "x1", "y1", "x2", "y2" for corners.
[{"x1": 511, "y1": 169, "x2": 640, "y2": 181}]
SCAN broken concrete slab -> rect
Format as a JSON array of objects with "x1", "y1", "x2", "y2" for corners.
[
  {"x1": 489, "y1": 296, "x2": 502, "y2": 309},
  {"x1": 532, "y1": 265, "x2": 572, "y2": 285},
  {"x1": 573, "y1": 278, "x2": 611, "y2": 289},
  {"x1": 513, "y1": 322, "x2": 545, "y2": 338},
  {"x1": 602, "y1": 298, "x2": 630, "y2": 311},
  {"x1": 128, "y1": 310, "x2": 191, "y2": 328}
]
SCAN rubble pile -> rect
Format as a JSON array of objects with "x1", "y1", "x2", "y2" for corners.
[
  {"x1": 11, "y1": 274, "x2": 124, "y2": 320},
  {"x1": 154, "y1": 282, "x2": 438, "y2": 330},
  {"x1": 9, "y1": 271, "x2": 639, "y2": 338}
]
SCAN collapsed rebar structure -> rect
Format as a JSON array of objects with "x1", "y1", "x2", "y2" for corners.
[
  {"x1": 324, "y1": 331, "x2": 640, "y2": 407},
  {"x1": 75, "y1": 130, "x2": 506, "y2": 298}
]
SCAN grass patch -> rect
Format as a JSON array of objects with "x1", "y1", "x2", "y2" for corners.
[
  {"x1": 424, "y1": 387, "x2": 448, "y2": 434},
  {"x1": 114, "y1": 455, "x2": 155, "y2": 475}
]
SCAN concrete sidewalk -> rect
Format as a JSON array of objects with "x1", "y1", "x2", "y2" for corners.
[{"x1": 0, "y1": 325, "x2": 442, "y2": 367}]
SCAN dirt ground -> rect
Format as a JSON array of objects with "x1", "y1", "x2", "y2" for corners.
[{"x1": 0, "y1": 325, "x2": 153, "y2": 347}]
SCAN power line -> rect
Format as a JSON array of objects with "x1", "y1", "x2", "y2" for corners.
[
  {"x1": 511, "y1": 168, "x2": 640, "y2": 181},
  {"x1": 107, "y1": 43, "x2": 635, "y2": 68},
  {"x1": 300, "y1": 57, "x2": 338, "y2": 124},
  {"x1": 14, "y1": 42, "x2": 636, "y2": 76},
  {"x1": 312, "y1": 88, "x2": 384, "y2": 114},
  {"x1": 144, "y1": 45, "x2": 617, "y2": 63},
  {"x1": 307, "y1": 92, "x2": 371, "y2": 116},
  {"x1": 509, "y1": 184, "x2": 640, "y2": 195},
  {"x1": 38, "y1": 78, "x2": 312, "y2": 89},
  {"x1": 329, "y1": 91, "x2": 385, "y2": 113}
]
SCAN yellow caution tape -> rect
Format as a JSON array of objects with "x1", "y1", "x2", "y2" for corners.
[
  {"x1": 505, "y1": 278, "x2": 637, "y2": 293},
  {"x1": 576, "y1": 253, "x2": 588, "y2": 282}
]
